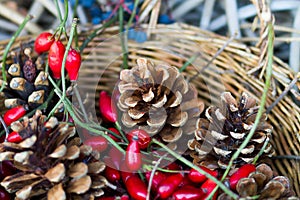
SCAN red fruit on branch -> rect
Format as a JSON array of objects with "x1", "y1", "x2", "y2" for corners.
[
  {"x1": 84, "y1": 136, "x2": 108, "y2": 152},
  {"x1": 145, "y1": 171, "x2": 167, "y2": 192},
  {"x1": 125, "y1": 137, "x2": 142, "y2": 171},
  {"x1": 99, "y1": 91, "x2": 117, "y2": 123},
  {"x1": 172, "y1": 186, "x2": 205, "y2": 200},
  {"x1": 65, "y1": 48, "x2": 81, "y2": 81},
  {"x1": 125, "y1": 175, "x2": 147, "y2": 200},
  {"x1": 0, "y1": 161, "x2": 15, "y2": 181},
  {"x1": 157, "y1": 173, "x2": 184, "y2": 199},
  {"x1": 3, "y1": 105, "x2": 26, "y2": 126},
  {"x1": 229, "y1": 163, "x2": 256, "y2": 190},
  {"x1": 7, "y1": 131, "x2": 22, "y2": 143},
  {"x1": 188, "y1": 166, "x2": 218, "y2": 184},
  {"x1": 104, "y1": 165, "x2": 121, "y2": 183},
  {"x1": 201, "y1": 179, "x2": 217, "y2": 200},
  {"x1": 34, "y1": 32, "x2": 54, "y2": 54},
  {"x1": 120, "y1": 163, "x2": 133, "y2": 183},
  {"x1": 127, "y1": 129, "x2": 151, "y2": 149},
  {"x1": 48, "y1": 40, "x2": 65, "y2": 79}
]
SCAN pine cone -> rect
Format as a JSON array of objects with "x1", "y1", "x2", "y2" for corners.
[
  {"x1": 188, "y1": 92, "x2": 274, "y2": 169},
  {"x1": 218, "y1": 163, "x2": 297, "y2": 200},
  {"x1": 117, "y1": 58, "x2": 204, "y2": 149},
  {"x1": 2, "y1": 45, "x2": 49, "y2": 109},
  {"x1": 0, "y1": 110, "x2": 108, "y2": 200}
]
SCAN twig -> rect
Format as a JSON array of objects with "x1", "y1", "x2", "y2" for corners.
[
  {"x1": 146, "y1": 154, "x2": 167, "y2": 200},
  {"x1": 188, "y1": 33, "x2": 237, "y2": 82},
  {"x1": 0, "y1": 117, "x2": 9, "y2": 141},
  {"x1": 119, "y1": 6, "x2": 129, "y2": 69},
  {"x1": 266, "y1": 73, "x2": 299, "y2": 114}
]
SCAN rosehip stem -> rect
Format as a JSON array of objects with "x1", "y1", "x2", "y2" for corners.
[
  {"x1": 147, "y1": 154, "x2": 166, "y2": 200},
  {"x1": 115, "y1": 121, "x2": 129, "y2": 143},
  {"x1": 0, "y1": 116, "x2": 9, "y2": 141},
  {"x1": 118, "y1": 6, "x2": 128, "y2": 69},
  {"x1": 0, "y1": 15, "x2": 33, "y2": 93},
  {"x1": 73, "y1": 84, "x2": 89, "y2": 122},
  {"x1": 126, "y1": 0, "x2": 140, "y2": 32},
  {"x1": 54, "y1": 0, "x2": 63, "y2": 22},
  {"x1": 50, "y1": 83, "x2": 125, "y2": 154},
  {"x1": 152, "y1": 139, "x2": 238, "y2": 199}
]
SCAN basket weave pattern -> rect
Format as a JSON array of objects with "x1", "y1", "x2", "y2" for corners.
[{"x1": 0, "y1": 23, "x2": 299, "y2": 196}]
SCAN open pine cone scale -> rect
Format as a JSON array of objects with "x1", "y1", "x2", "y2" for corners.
[
  {"x1": 117, "y1": 58, "x2": 204, "y2": 147},
  {"x1": 188, "y1": 92, "x2": 274, "y2": 169}
]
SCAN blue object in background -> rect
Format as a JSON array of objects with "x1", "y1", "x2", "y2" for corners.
[
  {"x1": 101, "y1": 11, "x2": 112, "y2": 21},
  {"x1": 135, "y1": 31, "x2": 147, "y2": 43},
  {"x1": 92, "y1": 17, "x2": 102, "y2": 24},
  {"x1": 128, "y1": 28, "x2": 136, "y2": 40},
  {"x1": 158, "y1": 14, "x2": 175, "y2": 24},
  {"x1": 81, "y1": 0, "x2": 95, "y2": 8}
]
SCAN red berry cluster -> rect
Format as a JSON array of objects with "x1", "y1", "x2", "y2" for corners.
[{"x1": 34, "y1": 32, "x2": 81, "y2": 81}]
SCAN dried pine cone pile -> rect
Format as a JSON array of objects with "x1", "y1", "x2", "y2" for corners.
[
  {"x1": 0, "y1": 110, "x2": 109, "y2": 200},
  {"x1": 188, "y1": 92, "x2": 275, "y2": 169},
  {"x1": 117, "y1": 58, "x2": 204, "y2": 150}
]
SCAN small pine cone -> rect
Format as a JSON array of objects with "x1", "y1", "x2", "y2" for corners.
[
  {"x1": 0, "y1": 110, "x2": 108, "y2": 200},
  {"x1": 188, "y1": 92, "x2": 274, "y2": 169},
  {"x1": 218, "y1": 163, "x2": 297, "y2": 200},
  {"x1": 117, "y1": 58, "x2": 204, "y2": 148},
  {"x1": 3, "y1": 45, "x2": 49, "y2": 109}
]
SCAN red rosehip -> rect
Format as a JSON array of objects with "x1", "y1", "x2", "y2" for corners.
[
  {"x1": 188, "y1": 166, "x2": 218, "y2": 184},
  {"x1": 3, "y1": 105, "x2": 26, "y2": 126},
  {"x1": 229, "y1": 163, "x2": 256, "y2": 190},
  {"x1": 145, "y1": 171, "x2": 167, "y2": 192},
  {"x1": 34, "y1": 32, "x2": 54, "y2": 54},
  {"x1": 48, "y1": 40, "x2": 65, "y2": 79},
  {"x1": 125, "y1": 175, "x2": 147, "y2": 200},
  {"x1": 7, "y1": 131, "x2": 22, "y2": 143},
  {"x1": 99, "y1": 91, "x2": 117, "y2": 123},
  {"x1": 125, "y1": 137, "x2": 142, "y2": 171},
  {"x1": 65, "y1": 48, "x2": 81, "y2": 81},
  {"x1": 157, "y1": 173, "x2": 184, "y2": 199},
  {"x1": 127, "y1": 129, "x2": 151, "y2": 149},
  {"x1": 172, "y1": 185, "x2": 205, "y2": 200},
  {"x1": 201, "y1": 178, "x2": 217, "y2": 200},
  {"x1": 0, "y1": 186, "x2": 11, "y2": 200}
]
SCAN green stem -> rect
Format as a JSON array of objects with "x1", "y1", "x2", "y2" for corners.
[
  {"x1": 179, "y1": 53, "x2": 200, "y2": 73},
  {"x1": 55, "y1": 89, "x2": 126, "y2": 154},
  {"x1": 79, "y1": 16, "x2": 117, "y2": 53},
  {"x1": 152, "y1": 139, "x2": 238, "y2": 199},
  {"x1": 61, "y1": 18, "x2": 78, "y2": 98},
  {"x1": 115, "y1": 121, "x2": 129, "y2": 143},
  {"x1": 54, "y1": 0, "x2": 63, "y2": 22},
  {"x1": 72, "y1": 0, "x2": 79, "y2": 48},
  {"x1": 119, "y1": 6, "x2": 128, "y2": 69},
  {"x1": 126, "y1": 0, "x2": 140, "y2": 31},
  {"x1": 207, "y1": 22, "x2": 274, "y2": 200},
  {"x1": 0, "y1": 15, "x2": 33, "y2": 93}
]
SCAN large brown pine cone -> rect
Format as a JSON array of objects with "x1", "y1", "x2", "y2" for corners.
[
  {"x1": 117, "y1": 58, "x2": 204, "y2": 149},
  {"x1": 218, "y1": 163, "x2": 297, "y2": 200},
  {"x1": 0, "y1": 110, "x2": 108, "y2": 200},
  {"x1": 188, "y1": 92, "x2": 274, "y2": 169}
]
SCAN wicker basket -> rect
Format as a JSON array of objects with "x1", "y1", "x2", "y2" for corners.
[
  {"x1": 76, "y1": 23, "x2": 300, "y2": 195},
  {"x1": 0, "y1": 23, "x2": 299, "y2": 196}
]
